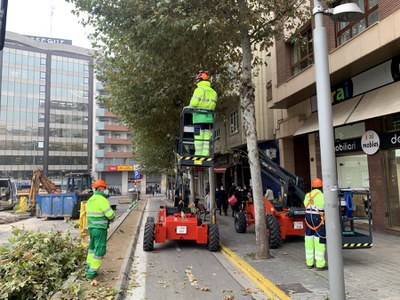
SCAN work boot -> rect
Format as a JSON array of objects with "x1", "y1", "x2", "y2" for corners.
[
  {"x1": 306, "y1": 264, "x2": 314, "y2": 269},
  {"x1": 316, "y1": 266, "x2": 328, "y2": 271},
  {"x1": 85, "y1": 272, "x2": 98, "y2": 280}
]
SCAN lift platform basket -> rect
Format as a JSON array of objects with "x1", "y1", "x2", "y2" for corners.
[{"x1": 177, "y1": 107, "x2": 216, "y2": 167}]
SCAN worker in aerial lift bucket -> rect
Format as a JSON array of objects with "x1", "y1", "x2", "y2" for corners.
[
  {"x1": 304, "y1": 177, "x2": 328, "y2": 271},
  {"x1": 85, "y1": 179, "x2": 115, "y2": 279},
  {"x1": 189, "y1": 70, "x2": 218, "y2": 156}
]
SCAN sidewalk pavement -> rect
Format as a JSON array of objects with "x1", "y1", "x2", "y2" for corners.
[{"x1": 216, "y1": 210, "x2": 400, "y2": 300}]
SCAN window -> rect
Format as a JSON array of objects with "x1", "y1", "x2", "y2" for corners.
[
  {"x1": 337, "y1": 0, "x2": 378, "y2": 45},
  {"x1": 230, "y1": 111, "x2": 239, "y2": 135},
  {"x1": 215, "y1": 128, "x2": 220, "y2": 140},
  {"x1": 291, "y1": 27, "x2": 313, "y2": 75}
]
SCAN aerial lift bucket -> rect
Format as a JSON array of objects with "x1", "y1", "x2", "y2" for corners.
[{"x1": 177, "y1": 107, "x2": 216, "y2": 167}]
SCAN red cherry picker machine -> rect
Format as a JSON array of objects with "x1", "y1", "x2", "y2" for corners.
[{"x1": 143, "y1": 107, "x2": 219, "y2": 252}]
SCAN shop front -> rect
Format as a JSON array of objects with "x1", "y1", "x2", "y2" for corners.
[{"x1": 292, "y1": 54, "x2": 400, "y2": 234}]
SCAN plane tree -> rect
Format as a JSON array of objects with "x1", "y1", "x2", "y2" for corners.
[{"x1": 67, "y1": 0, "x2": 309, "y2": 259}]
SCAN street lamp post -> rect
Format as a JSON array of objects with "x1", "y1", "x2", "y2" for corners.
[{"x1": 312, "y1": 1, "x2": 363, "y2": 299}]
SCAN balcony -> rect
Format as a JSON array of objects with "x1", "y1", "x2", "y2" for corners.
[
  {"x1": 96, "y1": 108, "x2": 117, "y2": 118},
  {"x1": 96, "y1": 136, "x2": 131, "y2": 145},
  {"x1": 104, "y1": 152, "x2": 132, "y2": 158},
  {"x1": 96, "y1": 122, "x2": 129, "y2": 132}
]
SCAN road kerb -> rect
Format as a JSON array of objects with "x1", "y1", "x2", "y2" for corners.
[{"x1": 220, "y1": 244, "x2": 291, "y2": 300}]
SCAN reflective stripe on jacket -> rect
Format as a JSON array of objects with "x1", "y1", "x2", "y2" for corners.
[
  {"x1": 86, "y1": 191, "x2": 115, "y2": 229},
  {"x1": 190, "y1": 81, "x2": 217, "y2": 123}
]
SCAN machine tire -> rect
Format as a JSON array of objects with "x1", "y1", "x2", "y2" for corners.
[
  {"x1": 207, "y1": 224, "x2": 220, "y2": 252},
  {"x1": 234, "y1": 211, "x2": 247, "y2": 233},
  {"x1": 143, "y1": 220, "x2": 155, "y2": 251},
  {"x1": 147, "y1": 216, "x2": 154, "y2": 223},
  {"x1": 266, "y1": 215, "x2": 281, "y2": 249}
]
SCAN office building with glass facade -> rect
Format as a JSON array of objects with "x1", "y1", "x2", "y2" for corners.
[{"x1": 0, "y1": 32, "x2": 93, "y2": 183}]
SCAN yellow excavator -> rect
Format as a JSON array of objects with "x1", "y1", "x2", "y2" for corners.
[{"x1": 28, "y1": 168, "x2": 59, "y2": 215}]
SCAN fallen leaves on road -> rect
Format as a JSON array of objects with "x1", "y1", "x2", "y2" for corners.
[
  {"x1": 223, "y1": 290, "x2": 235, "y2": 299},
  {"x1": 185, "y1": 266, "x2": 198, "y2": 286},
  {"x1": 90, "y1": 279, "x2": 99, "y2": 286},
  {"x1": 200, "y1": 286, "x2": 210, "y2": 292}
]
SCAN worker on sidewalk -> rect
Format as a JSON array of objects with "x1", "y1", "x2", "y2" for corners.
[
  {"x1": 304, "y1": 178, "x2": 327, "y2": 271},
  {"x1": 85, "y1": 179, "x2": 115, "y2": 279},
  {"x1": 189, "y1": 70, "x2": 218, "y2": 156}
]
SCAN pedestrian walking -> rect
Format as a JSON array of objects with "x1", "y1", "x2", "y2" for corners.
[
  {"x1": 220, "y1": 185, "x2": 229, "y2": 216},
  {"x1": 189, "y1": 70, "x2": 218, "y2": 156},
  {"x1": 264, "y1": 186, "x2": 274, "y2": 201},
  {"x1": 304, "y1": 178, "x2": 327, "y2": 271},
  {"x1": 85, "y1": 179, "x2": 115, "y2": 279},
  {"x1": 205, "y1": 189, "x2": 211, "y2": 212},
  {"x1": 231, "y1": 186, "x2": 243, "y2": 217},
  {"x1": 216, "y1": 185, "x2": 228, "y2": 216}
]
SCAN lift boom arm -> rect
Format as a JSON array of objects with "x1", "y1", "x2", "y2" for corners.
[{"x1": 258, "y1": 149, "x2": 305, "y2": 207}]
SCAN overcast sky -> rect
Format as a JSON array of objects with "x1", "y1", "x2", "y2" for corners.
[{"x1": 6, "y1": 0, "x2": 93, "y2": 48}]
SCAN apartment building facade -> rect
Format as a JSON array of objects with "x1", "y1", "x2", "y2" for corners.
[
  {"x1": 0, "y1": 32, "x2": 93, "y2": 184},
  {"x1": 271, "y1": 0, "x2": 400, "y2": 234},
  {"x1": 93, "y1": 81, "x2": 137, "y2": 194}
]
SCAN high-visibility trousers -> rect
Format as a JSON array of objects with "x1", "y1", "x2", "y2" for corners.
[
  {"x1": 194, "y1": 125, "x2": 212, "y2": 156},
  {"x1": 86, "y1": 228, "x2": 108, "y2": 279},
  {"x1": 304, "y1": 213, "x2": 326, "y2": 268}
]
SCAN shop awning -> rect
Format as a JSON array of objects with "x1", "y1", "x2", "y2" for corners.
[
  {"x1": 346, "y1": 81, "x2": 400, "y2": 124},
  {"x1": 213, "y1": 164, "x2": 233, "y2": 173},
  {"x1": 294, "y1": 95, "x2": 363, "y2": 136}
]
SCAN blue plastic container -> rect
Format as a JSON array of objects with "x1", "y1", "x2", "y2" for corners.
[{"x1": 36, "y1": 193, "x2": 78, "y2": 219}]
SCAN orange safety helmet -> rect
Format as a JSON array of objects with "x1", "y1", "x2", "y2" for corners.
[
  {"x1": 312, "y1": 177, "x2": 323, "y2": 188},
  {"x1": 93, "y1": 179, "x2": 107, "y2": 189},
  {"x1": 194, "y1": 70, "x2": 209, "y2": 83}
]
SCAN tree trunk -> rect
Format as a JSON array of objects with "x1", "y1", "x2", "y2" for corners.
[{"x1": 238, "y1": 0, "x2": 271, "y2": 260}]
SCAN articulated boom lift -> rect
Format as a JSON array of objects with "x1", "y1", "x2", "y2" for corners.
[
  {"x1": 143, "y1": 107, "x2": 220, "y2": 252},
  {"x1": 234, "y1": 150, "x2": 306, "y2": 248},
  {"x1": 257, "y1": 150, "x2": 372, "y2": 249}
]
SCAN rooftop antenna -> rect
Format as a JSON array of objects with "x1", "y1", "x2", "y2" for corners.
[{"x1": 50, "y1": 0, "x2": 55, "y2": 37}]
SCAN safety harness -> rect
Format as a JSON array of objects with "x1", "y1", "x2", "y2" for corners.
[{"x1": 305, "y1": 191, "x2": 325, "y2": 231}]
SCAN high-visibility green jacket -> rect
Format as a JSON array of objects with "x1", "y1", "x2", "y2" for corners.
[
  {"x1": 86, "y1": 191, "x2": 115, "y2": 229},
  {"x1": 304, "y1": 189, "x2": 325, "y2": 211},
  {"x1": 189, "y1": 80, "x2": 217, "y2": 123}
]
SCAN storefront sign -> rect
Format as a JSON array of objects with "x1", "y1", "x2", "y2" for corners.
[
  {"x1": 331, "y1": 79, "x2": 353, "y2": 105},
  {"x1": 380, "y1": 130, "x2": 400, "y2": 149},
  {"x1": 335, "y1": 138, "x2": 362, "y2": 153},
  {"x1": 108, "y1": 165, "x2": 133, "y2": 171},
  {"x1": 361, "y1": 130, "x2": 380, "y2": 155},
  {"x1": 313, "y1": 55, "x2": 400, "y2": 110}
]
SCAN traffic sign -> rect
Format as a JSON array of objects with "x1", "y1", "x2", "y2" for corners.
[{"x1": 134, "y1": 170, "x2": 140, "y2": 179}]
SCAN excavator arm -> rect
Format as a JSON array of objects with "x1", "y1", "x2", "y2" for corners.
[{"x1": 28, "y1": 168, "x2": 58, "y2": 215}]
